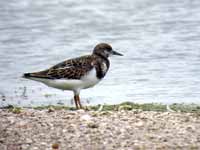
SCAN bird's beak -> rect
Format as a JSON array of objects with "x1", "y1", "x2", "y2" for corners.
[{"x1": 111, "y1": 50, "x2": 123, "y2": 56}]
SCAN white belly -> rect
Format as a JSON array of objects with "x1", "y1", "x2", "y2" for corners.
[{"x1": 28, "y1": 68, "x2": 100, "y2": 91}]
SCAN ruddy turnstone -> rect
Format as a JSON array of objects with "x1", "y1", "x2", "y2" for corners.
[{"x1": 23, "y1": 43, "x2": 123, "y2": 109}]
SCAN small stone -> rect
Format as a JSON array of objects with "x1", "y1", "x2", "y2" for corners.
[
  {"x1": 62, "y1": 129, "x2": 67, "y2": 133},
  {"x1": 118, "y1": 105, "x2": 132, "y2": 111},
  {"x1": 52, "y1": 143, "x2": 59, "y2": 149},
  {"x1": 77, "y1": 109, "x2": 85, "y2": 113},
  {"x1": 33, "y1": 147, "x2": 39, "y2": 150},
  {"x1": 80, "y1": 114, "x2": 92, "y2": 121},
  {"x1": 135, "y1": 121, "x2": 144, "y2": 127},
  {"x1": 48, "y1": 107, "x2": 55, "y2": 113},
  {"x1": 99, "y1": 111, "x2": 112, "y2": 116},
  {"x1": 26, "y1": 138, "x2": 33, "y2": 143},
  {"x1": 87, "y1": 122, "x2": 99, "y2": 128},
  {"x1": 186, "y1": 125, "x2": 195, "y2": 132}
]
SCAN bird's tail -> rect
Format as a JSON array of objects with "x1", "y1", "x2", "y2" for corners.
[
  {"x1": 23, "y1": 73, "x2": 32, "y2": 78},
  {"x1": 22, "y1": 70, "x2": 50, "y2": 79},
  {"x1": 22, "y1": 72, "x2": 50, "y2": 83},
  {"x1": 22, "y1": 72, "x2": 43, "y2": 79}
]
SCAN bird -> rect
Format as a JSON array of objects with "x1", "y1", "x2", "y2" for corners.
[{"x1": 23, "y1": 43, "x2": 123, "y2": 109}]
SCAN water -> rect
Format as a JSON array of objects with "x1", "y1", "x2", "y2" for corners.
[{"x1": 0, "y1": 0, "x2": 200, "y2": 107}]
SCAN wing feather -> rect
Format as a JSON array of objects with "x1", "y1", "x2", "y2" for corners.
[{"x1": 28, "y1": 55, "x2": 94, "y2": 80}]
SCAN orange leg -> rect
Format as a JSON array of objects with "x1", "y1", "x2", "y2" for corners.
[
  {"x1": 76, "y1": 95, "x2": 83, "y2": 109},
  {"x1": 74, "y1": 95, "x2": 79, "y2": 109}
]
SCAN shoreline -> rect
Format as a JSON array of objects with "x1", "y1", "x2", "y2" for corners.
[
  {"x1": 1, "y1": 102, "x2": 200, "y2": 150},
  {"x1": 1, "y1": 102, "x2": 200, "y2": 113}
]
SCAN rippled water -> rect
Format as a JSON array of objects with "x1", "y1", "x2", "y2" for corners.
[{"x1": 0, "y1": 0, "x2": 200, "y2": 107}]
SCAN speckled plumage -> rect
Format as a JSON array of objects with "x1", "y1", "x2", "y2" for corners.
[
  {"x1": 23, "y1": 43, "x2": 123, "y2": 109},
  {"x1": 24, "y1": 54, "x2": 109, "y2": 80}
]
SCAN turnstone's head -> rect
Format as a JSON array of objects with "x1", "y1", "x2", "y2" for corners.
[{"x1": 93, "y1": 43, "x2": 123, "y2": 58}]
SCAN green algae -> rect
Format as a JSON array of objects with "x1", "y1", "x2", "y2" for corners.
[
  {"x1": 6, "y1": 105, "x2": 22, "y2": 114},
  {"x1": 2, "y1": 102, "x2": 200, "y2": 113}
]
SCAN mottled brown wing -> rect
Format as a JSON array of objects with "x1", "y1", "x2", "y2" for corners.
[{"x1": 29, "y1": 55, "x2": 94, "y2": 80}]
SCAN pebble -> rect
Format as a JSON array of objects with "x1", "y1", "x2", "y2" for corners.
[
  {"x1": 0, "y1": 109, "x2": 199, "y2": 150},
  {"x1": 80, "y1": 114, "x2": 92, "y2": 121},
  {"x1": 87, "y1": 122, "x2": 99, "y2": 128}
]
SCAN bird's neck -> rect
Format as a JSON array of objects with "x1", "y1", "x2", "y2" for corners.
[{"x1": 92, "y1": 54, "x2": 110, "y2": 80}]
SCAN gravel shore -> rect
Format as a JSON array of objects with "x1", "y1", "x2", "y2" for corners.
[{"x1": 0, "y1": 108, "x2": 200, "y2": 150}]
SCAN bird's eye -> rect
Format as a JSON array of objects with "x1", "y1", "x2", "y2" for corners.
[{"x1": 106, "y1": 48, "x2": 112, "y2": 52}]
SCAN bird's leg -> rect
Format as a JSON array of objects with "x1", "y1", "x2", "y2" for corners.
[
  {"x1": 76, "y1": 94, "x2": 83, "y2": 109},
  {"x1": 74, "y1": 95, "x2": 79, "y2": 109}
]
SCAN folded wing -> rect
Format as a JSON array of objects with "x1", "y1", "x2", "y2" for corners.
[{"x1": 24, "y1": 55, "x2": 94, "y2": 80}]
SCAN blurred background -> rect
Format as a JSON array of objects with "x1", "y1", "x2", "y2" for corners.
[{"x1": 0, "y1": 0, "x2": 200, "y2": 107}]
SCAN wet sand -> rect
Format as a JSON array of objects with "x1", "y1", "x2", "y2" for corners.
[{"x1": 0, "y1": 108, "x2": 200, "y2": 150}]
